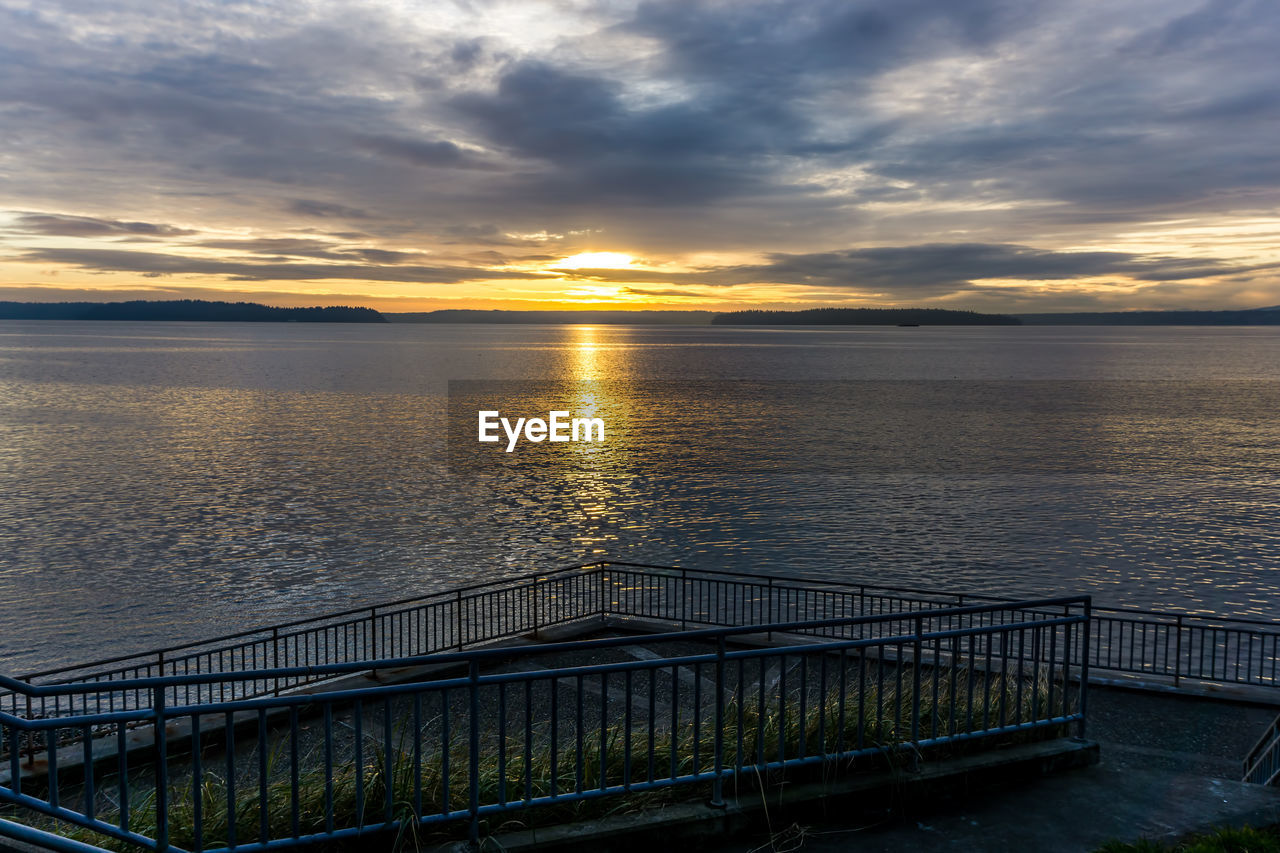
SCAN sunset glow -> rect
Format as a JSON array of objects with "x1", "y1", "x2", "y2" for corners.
[{"x1": 554, "y1": 253, "x2": 636, "y2": 271}]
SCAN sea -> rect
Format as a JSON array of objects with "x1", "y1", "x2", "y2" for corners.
[{"x1": 2, "y1": 321, "x2": 1278, "y2": 673}]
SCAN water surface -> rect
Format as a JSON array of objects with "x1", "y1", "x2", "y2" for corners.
[{"x1": 2, "y1": 322, "x2": 1278, "y2": 673}]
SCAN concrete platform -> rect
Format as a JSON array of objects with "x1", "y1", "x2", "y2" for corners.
[{"x1": 711, "y1": 685, "x2": 1280, "y2": 853}]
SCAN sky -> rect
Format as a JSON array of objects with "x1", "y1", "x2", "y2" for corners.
[{"x1": 1, "y1": 0, "x2": 1278, "y2": 313}]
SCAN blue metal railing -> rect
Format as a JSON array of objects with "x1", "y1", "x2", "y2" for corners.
[
  {"x1": 1244, "y1": 713, "x2": 1280, "y2": 785},
  {"x1": 1, "y1": 596, "x2": 1090, "y2": 852},
  {"x1": 5, "y1": 561, "x2": 1278, "y2": 726}
]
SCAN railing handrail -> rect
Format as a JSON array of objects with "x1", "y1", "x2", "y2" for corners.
[
  {"x1": 7, "y1": 558, "x2": 1280, "y2": 708},
  {"x1": 605, "y1": 560, "x2": 996, "y2": 602},
  {"x1": 14, "y1": 557, "x2": 1280, "y2": 689},
  {"x1": 1089, "y1": 604, "x2": 1280, "y2": 628},
  {"x1": 0, "y1": 595, "x2": 1090, "y2": 700},
  {"x1": 3, "y1": 560, "x2": 1065, "y2": 686},
  {"x1": 0, "y1": 612, "x2": 1091, "y2": 730},
  {"x1": 603, "y1": 560, "x2": 1280, "y2": 628}
]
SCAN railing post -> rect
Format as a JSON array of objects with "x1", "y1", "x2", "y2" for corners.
[
  {"x1": 154, "y1": 685, "x2": 169, "y2": 852},
  {"x1": 533, "y1": 576, "x2": 542, "y2": 639},
  {"x1": 468, "y1": 659, "x2": 481, "y2": 848},
  {"x1": 272, "y1": 626, "x2": 281, "y2": 697},
  {"x1": 23, "y1": 694, "x2": 34, "y2": 767},
  {"x1": 911, "y1": 615, "x2": 923, "y2": 748},
  {"x1": 710, "y1": 637, "x2": 726, "y2": 808},
  {"x1": 457, "y1": 590, "x2": 465, "y2": 649},
  {"x1": 599, "y1": 565, "x2": 608, "y2": 626},
  {"x1": 767, "y1": 577, "x2": 775, "y2": 641},
  {"x1": 681, "y1": 567, "x2": 688, "y2": 631},
  {"x1": 1174, "y1": 615, "x2": 1183, "y2": 688},
  {"x1": 1078, "y1": 598, "x2": 1091, "y2": 740},
  {"x1": 369, "y1": 607, "x2": 379, "y2": 680}
]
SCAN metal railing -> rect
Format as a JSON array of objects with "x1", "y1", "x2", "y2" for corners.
[
  {"x1": 605, "y1": 562, "x2": 1280, "y2": 693},
  {"x1": 5, "y1": 561, "x2": 1278, "y2": 726},
  {"x1": 0, "y1": 597, "x2": 1089, "y2": 852},
  {"x1": 1244, "y1": 713, "x2": 1280, "y2": 785},
  {"x1": 2, "y1": 563, "x2": 606, "y2": 722}
]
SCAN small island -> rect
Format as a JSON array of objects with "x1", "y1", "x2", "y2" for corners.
[{"x1": 712, "y1": 307, "x2": 1022, "y2": 325}]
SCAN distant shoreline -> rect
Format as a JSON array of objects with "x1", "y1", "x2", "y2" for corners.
[
  {"x1": 2, "y1": 300, "x2": 1279, "y2": 325},
  {"x1": 0, "y1": 299, "x2": 386, "y2": 323}
]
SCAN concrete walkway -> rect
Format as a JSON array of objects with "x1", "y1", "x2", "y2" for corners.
[{"x1": 719, "y1": 686, "x2": 1280, "y2": 853}]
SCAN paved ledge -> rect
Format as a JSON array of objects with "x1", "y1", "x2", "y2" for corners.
[
  {"x1": 428, "y1": 738, "x2": 1099, "y2": 853},
  {"x1": 709, "y1": 684, "x2": 1280, "y2": 853},
  {"x1": 782, "y1": 751, "x2": 1280, "y2": 853}
]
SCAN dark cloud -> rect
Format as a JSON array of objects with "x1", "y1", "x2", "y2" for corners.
[
  {"x1": 564, "y1": 243, "x2": 1271, "y2": 298},
  {"x1": 17, "y1": 248, "x2": 549, "y2": 284},
  {"x1": 707, "y1": 244, "x2": 1271, "y2": 295},
  {"x1": 448, "y1": 60, "x2": 794, "y2": 205},
  {"x1": 194, "y1": 238, "x2": 347, "y2": 259},
  {"x1": 189, "y1": 238, "x2": 424, "y2": 265},
  {"x1": 349, "y1": 248, "x2": 420, "y2": 264},
  {"x1": 620, "y1": 285, "x2": 708, "y2": 298},
  {"x1": 626, "y1": 0, "x2": 1021, "y2": 86},
  {"x1": 12, "y1": 213, "x2": 196, "y2": 238}
]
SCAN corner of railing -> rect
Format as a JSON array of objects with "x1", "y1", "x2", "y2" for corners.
[{"x1": 0, "y1": 675, "x2": 36, "y2": 697}]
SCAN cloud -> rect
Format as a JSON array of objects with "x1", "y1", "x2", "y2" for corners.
[
  {"x1": 193, "y1": 238, "x2": 348, "y2": 260},
  {"x1": 715, "y1": 244, "x2": 1264, "y2": 291},
  {"x1": 11, "y1": 213, "x2": 196, "y2": 239},
  {"x1": 16, "y1": 247, "x2": 551, "y2": 284},
  {"x1": 287, "y1": 200, "x2": 372, "y2": 220},
  {"x1": 567, "y1": 243, "x2": 1274, "y2": 299},
  {"x1": 620, "y1": 285, "x2": 710, "y2": 298},
  {"x1": 354, "y1": 134, "x2": 491, "y2": 170},
  {"x1": 186, "y1": 238, "x2": 425, "y2": 265}
]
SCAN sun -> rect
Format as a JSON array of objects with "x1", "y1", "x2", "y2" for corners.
[{"x1": 554, "y1": 252, "x2": 634, "y2": 270}]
